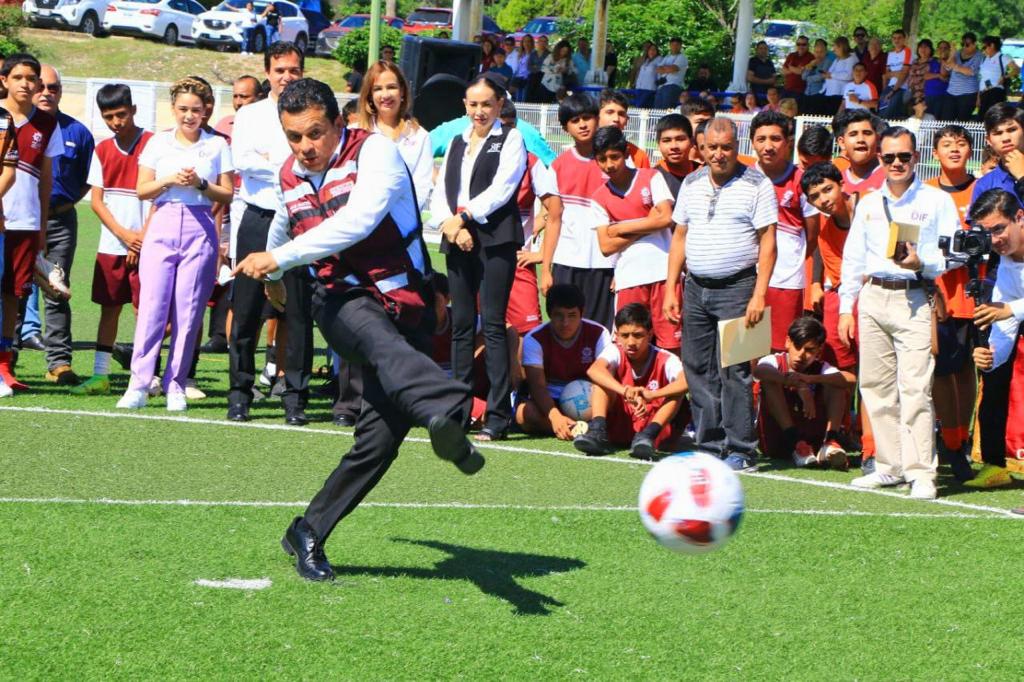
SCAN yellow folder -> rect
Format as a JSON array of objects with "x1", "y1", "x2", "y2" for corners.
[{"x1": 717, "y1": 307, "x2": 772, "y2": 368}]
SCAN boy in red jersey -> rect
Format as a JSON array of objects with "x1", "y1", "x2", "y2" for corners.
[
  {"x1": 925, "y1": 124, "x2": 978, "y2": 482},
  {"x1": 832, "y1": 109, "x2": 885, "y2": 195},
  {"x1": 545, "y1": 92, "x2": 616, "y2": 329},
  {"x1": 597, "y1": 89, "x2": 651, "y2": 169},
  {"x1": 755, "y1": 315, "x2": 855, "y2": 469},
  {"x1": 591, "y1": 125, "x2": 679, "y2": 351},
  {"x1": 0, "y1": 99, "x2": 17, "y2": 397},
  {"x1": 574, "y1": 303, "x2": 687, "y2": 460},
  {"x1": 0, "y1": 53, "x2": 63, "y2": 390},
  {"x1": 516, "y1": 283, "x2": 611, "y2": 439},
  {"x1": 71, "y1": 84, "x2": 153, "y2": 395}
]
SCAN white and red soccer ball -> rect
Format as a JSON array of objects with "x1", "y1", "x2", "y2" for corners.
[{"x1": 638, "y1": 452, "x2": 745, "y2": 554}]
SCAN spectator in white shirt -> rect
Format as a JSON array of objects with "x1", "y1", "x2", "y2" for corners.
[
  {"x1": 654, "y1": 37, "x2": 688, "y2": 109},
  {"x1": 822, "y1": 36, "x2": 858, "y2": 115},
  {"x1": 838, "y1": 126, "x2": 960, "y2": 498},
  {"x1": 978, "y1": 35, "x2": 1021, "y2": 119}
]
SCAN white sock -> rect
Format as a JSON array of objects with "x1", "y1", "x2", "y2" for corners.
[{"x1": 94, "y1": 351, "x2": 111, "y2": 376}]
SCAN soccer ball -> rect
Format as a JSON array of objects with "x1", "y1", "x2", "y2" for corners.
[
  {"x1": 638, "y1": 451, "x2": 745, "y2": 554},
  {"x1": 558, "y1": 379, "x2": 593, "y2": 421}
]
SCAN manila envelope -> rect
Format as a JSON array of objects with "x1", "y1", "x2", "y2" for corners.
[
  {"x1": 718, "y1": 307, "x2": 771, "y2": 368},
  {"x1": 885, "y1": 221, "x2": 921, "y2": 259}
]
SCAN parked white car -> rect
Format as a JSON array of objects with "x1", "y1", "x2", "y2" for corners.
[
  {"x1": 21, "y1": 0, "x2": 108, "y2": 36},
  {"x1": 103, "y1": 0, "x2": 206, "y2": 45},
  {"x1": 193, "y1": 0, "x2": 309, "y2": 54}
]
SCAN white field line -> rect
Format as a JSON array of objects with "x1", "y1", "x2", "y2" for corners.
[
  {"x1": 0, "y1": 496, "x2": 1015, "y2": 520},
  {"x1": 1, "y1": 405, "x2": 1019, "y2": 519},
  {"x1": 194, "y1": 578, "x2": 271, "y2": 590}
]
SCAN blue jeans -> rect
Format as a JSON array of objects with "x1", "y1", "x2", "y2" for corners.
[
  {"x1": 682, "y1": 271, "x2": 758, "y2": 458},
  {"x1": 632, "y1": 89, "x2": 655, "y2": 108},
  {"x1": 241, "y1": 26, "x2": 254, "y2": 51},
  {"x1": 654, "y1": 84, "x2": 683, "y2": 109},
  {"x1": 21, "y1": 286, "x2": 41, "y2": 340}
]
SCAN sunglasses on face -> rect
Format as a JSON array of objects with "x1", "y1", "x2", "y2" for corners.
[
  {"x1": 881, "y1": 152, "x2": 914, "y2": 165},
  {"x1": 796, "y1": 42, "x2": 808, "y2": 47},
  {"x1": 41, "y1": 83, "x2": 61, "y2": 92},
  {"x1": 855, "y1": 33, "x2": 866, "y2": 39}
]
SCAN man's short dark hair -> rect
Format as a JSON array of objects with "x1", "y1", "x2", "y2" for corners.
[
  {"x1": 798, "y1": 124, "x2": 834, "y2": 158},
  {"x1": 598, "y1": 88, "x2": 629, "y2": 110},
  {"x1": 933, "y1": 124, "x2": 972, "y2": 150},
  {"x1": 962, "y1": 32, "x2": 978, "y2": 44},
  {"x1": 750, "y1": 110, "x2": 792, "y2": 139},
  {"x1": 982, "y1": 35, "x2": 1002, "y2": 51},
  {"x1": 96, "y1": 83, "x2": 133, "y2": 111},
  {"x1": 594, "y1": 125, "x2": 628, "y2": 155},
  {"x1": 832, "y1": 108, "x2": 880, "y2": 138},
  {"x1": 656, "y1": 113, "x2": 692, "y2": 140},
  {"x1": 788, "y1": 315, "x2": 826, "y2": 348},
  {"x1": 341, "y1": 98, "x2": 357, "y2": 118},
  {"x1": 694, "y1": 119, "x2": 710, "y2": 137},
  {"x1": 680, "y1": 98, "x2": 716, "y2": 119},
  {"x1": 969, "y1": 189, "x2": 1022, "y2": 224},
  {"x1": 755, "y1": 40, "x2": 768, "y2": 48},
  {"x1": 983, "y1": 101, "x2": 1024, "y2": 133},
  {"x1": 545, "y1": 283, "x2": 585, "y2": 315},
  {"x1": 1, "y1": 53, "x2": 41, "y2": 78},
  {"x1": 800, "y1": 161, "x2": 842, "y2": 194},
  {"x1": 278, "y1": 78, "x2": 339, "y2": 123},
  {"x1": 235, "y1": 74, "x2": 265, "y2": 97},
  {"x1": 558, "y1": 91, "x2": 598, "y2": 128},
  {"x1": 500, "y1": 98, "x2": 517, "y2": 121},
  {"x1": 892, "y1": 29, "x2": 906, "y2": 38},
  {"x1": 264, "y1": 41, "x2": 305, "y2": 72},
  {"x1": 880, "y1": 125, "x2": 917, "y2": 149},
  {"x1": 614, "y1": 303, "x2": 653, "y2": 330}
]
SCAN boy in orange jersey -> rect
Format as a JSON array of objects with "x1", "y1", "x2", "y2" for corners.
[{"x1": 597, "y1": 89, "x2": 651, "y2": 169}]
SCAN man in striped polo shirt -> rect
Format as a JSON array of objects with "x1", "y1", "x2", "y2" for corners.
[{"x1": 663, "y1": 117, "x2": 778, "y2": 471}]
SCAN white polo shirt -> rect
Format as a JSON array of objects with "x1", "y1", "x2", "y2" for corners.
[{"x1": 138, "y1": 129, "x2": 233, "y2": 207}]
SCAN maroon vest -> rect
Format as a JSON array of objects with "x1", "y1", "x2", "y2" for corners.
[{"x1": 278, "y1": 128, "x2": 428, "y2": 327}]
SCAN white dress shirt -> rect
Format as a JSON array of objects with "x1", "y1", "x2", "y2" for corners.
[
  {"x1": 266, "y1": 131, "x2": 423, "y2": 280},
  {"x1": 428, "y1": 119, "x2": 527, "y2": 228},
  {"x1": 839, "y1": 176, "x2": 960, "y2": 314},
  {"x1": 658, "y1": 52, "x2": 688, "y2": 88},
  {"x1": 138, "y1": 128, "x2": 232, "y2": 207},
  {"x1": 373, "y1": 118, "x2": 433, "y2": 211},
  {"x1": 988, "y1": 256, "x2": 1024, "y2": 370},
  {"x1": 231, "y1": 96, "x2": 293, "y2": 211}
]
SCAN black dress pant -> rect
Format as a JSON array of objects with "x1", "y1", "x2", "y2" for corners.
[
  {"x1": 552, "y1": 264, "x2": 615, "y2": 331},
  {"x1": 333, "y1": 359, "x2": 362, "y2": 420},
  {"x1": 282, "y1": 266, "x2": 314, "y2": 412},
  {"x1": 42, "y1": 209, "x2": 77, "y2": 371},
  {"x1": 302, "y1": 292, "x2": 472, "y2": 542},
  {"x1": 446, "y1": 242, "x2": 517, "y2": 432},
  {"x1": 978, "y1": 327, "x2": 1021, "y2": 468},
  {"x1": 228, "y1": 204, "x2": 274, "y2": 405}
]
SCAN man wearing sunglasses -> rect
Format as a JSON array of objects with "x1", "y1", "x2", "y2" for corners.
[
  {"x1": 664, "y1": 117, "x2": 778, "y2": 472},
  {"x1": 838, "y1": 127, "x2": 960, "y2": 499},
  {"x1": 782, "y1": 35, "x2": 815, "y2": 101}
]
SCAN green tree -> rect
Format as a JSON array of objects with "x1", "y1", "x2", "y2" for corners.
[{"x1": 333, "y1": 24, "x2": 404, "y2": 68}]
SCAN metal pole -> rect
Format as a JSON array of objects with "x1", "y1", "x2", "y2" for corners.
[
  {"x1": 729, "y1": 0, "x2": 754, "y2": 92},
  {"x1": 589, "y1": 0, "x2": 609, "y2": 85},
  {"x1": 369, "y1": 0, "x2": 381, "y2": 65}
]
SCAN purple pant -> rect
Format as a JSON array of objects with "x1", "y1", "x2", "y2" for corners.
[{"x1": 128, "y1": 203, "x2": 217, "y2": 396}]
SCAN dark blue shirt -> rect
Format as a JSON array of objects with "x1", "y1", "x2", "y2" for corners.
[
  {"x1": 971, "y1": 163, "x2": 1022, "y2": 207},
  {"x1": 50, "y1": 111, "x2": 94, "y2": 209}
]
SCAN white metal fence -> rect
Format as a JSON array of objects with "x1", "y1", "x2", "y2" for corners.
[{"x1": 62, "y1": 77, "x2": 988, "y2": 181}]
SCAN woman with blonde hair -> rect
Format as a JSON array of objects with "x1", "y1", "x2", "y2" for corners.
[
  {"x1": 116, "y1": 77, "x2": 233, "y2": 411},
  {"x1": 357, "y1": 60, "x2": 432, "y2": 210}
]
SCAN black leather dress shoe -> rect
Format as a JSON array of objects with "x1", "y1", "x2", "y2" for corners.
[
  {"x1": 332, "y1": 414, "x2": 356, "y2": 427},
  {"x1": 200, "y1": 337, "x2": 228, "y2": 354},
  {"x1": 281, "y1": 516, "x2": 334, "y2": 581},
  {"x1": 227, "y1": 402, "x2": 250, "y2": 422},
  {"x1": 427, "y1": 416, "x2": 485, "y2": 475},
  {"x1": 285, "y1": 410, "x2": 308, "y2": 427},
  {"x1": 19, "y1": 335, "x2": 45, "y2": 352}
]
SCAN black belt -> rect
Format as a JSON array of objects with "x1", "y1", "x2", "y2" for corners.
[
  {"x1": 244, "y1": 203, "x2": 276, "y2": 217},
  {"x1": 868, "y1": 276, "x2": 923, "y2": 290},
  {"x1": 689, "y1": 266, "x2": 757, "y2": 289}
]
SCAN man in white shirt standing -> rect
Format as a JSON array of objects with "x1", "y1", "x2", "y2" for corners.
[
  {"x1": 654, "y1": 37, "x2": 688, "y2": 109},
  {"x1": 228, "y1": 41, "x2": 303, "y2": 424},
  {"x1": 838, "y1": 126, "x2": 960, "y2": 498},
  {"x1": 880, "y1": 29, "x2": 912, "y2": 118}
]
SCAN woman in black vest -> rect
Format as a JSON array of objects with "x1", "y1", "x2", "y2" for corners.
[{"x1": 430, "y1": 74, "x2": 527, "y2": 440}]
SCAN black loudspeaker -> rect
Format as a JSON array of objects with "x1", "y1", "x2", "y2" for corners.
[{"x1": 400, "y1": 35, "x2": 482, "y2": 130}]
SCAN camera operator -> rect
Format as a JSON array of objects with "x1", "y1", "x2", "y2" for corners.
[{"x1": 969, "y1": 189, "x2": 1024, "y2": 490}]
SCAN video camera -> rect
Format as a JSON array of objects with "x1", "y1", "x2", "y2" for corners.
[{"x1": 939, "y1": 224, "x2": 994, "y2": 344}]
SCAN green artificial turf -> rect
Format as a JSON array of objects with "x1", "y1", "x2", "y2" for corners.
[{"x1": 2, "y1": 210, "x2": 1023, "y2": 679}]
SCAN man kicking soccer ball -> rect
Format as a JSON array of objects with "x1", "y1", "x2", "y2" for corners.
[{"x1": 233, "y1": 79, "x2": 483, "y2": 582}]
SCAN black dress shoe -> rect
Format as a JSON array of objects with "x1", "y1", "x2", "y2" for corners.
[
  {"x1": 332, "y1": 414, "x2": 356, "y2": 427},
  {"x1": 19, "y1": 335, "x2": 45, "y2": 352},
  {"x1": 200, "y1": 337, "x2": 228, "y2": 354},
  {"x1": 281, "y1": 516, "x2": 334, "y2": 581},
  {"x1": 227, "y1": 402, "x2": 250, "y2": 422},
  {"x1": 427, "y1": 416, "x2": 485, "y2": 475},
  {"x1": 111, "y1": 342, "x2": 133, "y2": 371},
  {"x1": 285, "y1": 410, "x2": 308, "y2": 426}
]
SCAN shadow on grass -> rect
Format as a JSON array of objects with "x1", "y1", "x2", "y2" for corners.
[{"x1": 332, "y1": 538, "x2": 586, "y2": 616}]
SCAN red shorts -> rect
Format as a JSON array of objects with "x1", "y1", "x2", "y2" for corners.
[
  {"x1": 756, "y1": 383, "x2": 829, "y2": 459},
  {"x1": 92, "y1": 253, "x2": 141, "y2": 308},
  {"x1": 506, "y1": 265, "x2": 542, "y2": 335},
  {"x1": 765, "y1": 286, "x2": 804, "y2": 351},
  {"x1": 822, "y1": 289, "x2": 858, "y2": 370},
  {"x1": 1, "y1": 230, "x2": 38, "y2": 298},
  {"x1": 615, "y1": 281, "x2": 681, "y2": 350},
  {"x1": 607, "y1": 396, "x2": 677, "y2": 448}
]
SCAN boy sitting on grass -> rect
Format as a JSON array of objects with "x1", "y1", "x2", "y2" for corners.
[
  {"x1": 754, "y1": 315, "x2": 855, "y2": 469},
  {"x1": 573, "y1": 303, "x2": 687, "y2": 460},
  {"x1": 516, "y1": 283, "x2": 611, "y2": 440}
]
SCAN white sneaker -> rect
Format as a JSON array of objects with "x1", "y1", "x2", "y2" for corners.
[
  {"x1": 34, "y1": 253, "x2": 71, "y2": 299},
  {"x1": 816, "y1": 439, "x2": 849, "y2": 470},
  {"x1": 148, "y1": 376, "x2": 163, "y2": 397},
  {"x1": 259, "y1": 362, "x2": 276, "y2": 387},
  {"x1": 166, "y1": 392, "x2": 187, "y2": 412},
  {"x1": 0, "y1": 380, "x2": 12, "y2": 398},
  {"x1": 184, "y1": 379, "x2": 206, "y2": 400},
  {"x1": 909, "y1": 479, "x2": 937, "y2": 500},
  {"x1": 850, "y1": 471, "x2": 905, "y2": 489},
  {"x1": 792, "y1": 441, "x2": 817, "y2": 467},
  {"x1": 116, "y1": 389, "x2": 148, "y2": 409}
]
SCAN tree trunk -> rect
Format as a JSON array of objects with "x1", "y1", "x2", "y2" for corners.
[
  {"x1": 902, "y1": 0, "x2": 922, "y2": 45},
  {"x1": 386, "y1": 0, "x2": 396, "y2": 17}
]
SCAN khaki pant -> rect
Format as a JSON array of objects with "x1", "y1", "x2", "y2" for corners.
[{"x1": 857, "y1": 281, "x2": 937, "y2": 482}]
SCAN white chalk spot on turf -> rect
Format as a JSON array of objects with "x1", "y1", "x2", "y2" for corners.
[{"x1": 194, "y1": 577, "x2": 271, "y2": 590}]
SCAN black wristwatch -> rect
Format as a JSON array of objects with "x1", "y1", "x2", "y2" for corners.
[
  {"x1": 459, "y1": 211, "x2": 471, "y2": 226},
  {"x1": 197, "y1": 178, "x2": 209, "y2": 192}
]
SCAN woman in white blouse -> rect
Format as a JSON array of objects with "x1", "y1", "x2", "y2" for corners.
[
  {"x1": 117, "y1": 78, "x2": 233, "y2": 411},
  {"x1": 540, "y1": 39, "x2": 575, "y2": 103},
  {"x1": 822, "y1": 36, "x2": 859, "y2": 115},
  {"x1": 356, "y1": 60, "x2": 432, "y2": 211},
  {"x1": 430, "y1": 74, "x2": 527, "y2": 441}
]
